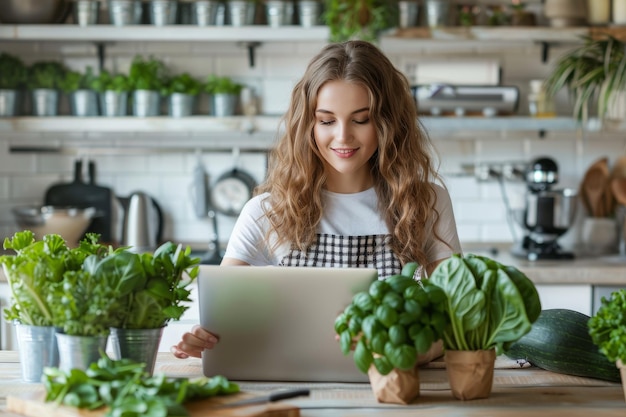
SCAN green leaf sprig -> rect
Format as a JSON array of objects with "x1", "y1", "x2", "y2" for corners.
[
  {"x1": 588, "y1": 289, "x2": 626, "y2": 364},
  {"x1": 429, "y1": 254, "x2": 542, "y2": 354},
  {"x1": 43, "y1": 353, "x2": 239, "y2": 417},
  {"x1": 334, "y1": 262, "x2": 448, "y2": 375},
  {"x1": 0, "y1": 52, "x2": 27, "y2": 89},
  {"x1": 163, "y1": 73, "x2": 203, "y2": 96}
]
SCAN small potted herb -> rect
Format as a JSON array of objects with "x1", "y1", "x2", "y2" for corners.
[
  {"x1": 91, "y1": 70, "x2": 132, "y2": 116},
  {"x1": 26, "y1": 61, "x2": 67, "y2": 116},
  {"x1": 163, "y1": 72, "x2": 203, "y2": 117},
  {"x1": 428, "y1": 254, "x2": 542, "y2": 400},
  {"x1": 588, "y1": 289, "x2": 626, "y2": 402},
  {"x1": 204, "y1": 75, "x2": 243, "y2": 116},
  {"x1": 128, "y1": 55, "x2": 169, "y2": 117},
  {"x1": 323, "y1": 0, "x2": 395, "y2": 43},
  {"x1": 0, "y1": 52, "x2": 27, "y2": 116},
  {"x1": 58, "y1": 67, "x2": 99, "y2": 116},
  {"x1": 334, "y1": 262, "x2": 447, "y2": 404}
]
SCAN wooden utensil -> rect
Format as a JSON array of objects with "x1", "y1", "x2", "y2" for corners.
[
  {"x1": 581, "y1": 158, "x2": 610, "y2": 217},
  {"x1": 611, "y1": 155, "x2": 626, "y2": 179},
  {"x1": 611, "y1": 177, "x2": 626, "y2": 206}
]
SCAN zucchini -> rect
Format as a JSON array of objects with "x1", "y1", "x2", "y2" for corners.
[{"x1": 505, "y1": 309, "x2": 621, "y2": 383}]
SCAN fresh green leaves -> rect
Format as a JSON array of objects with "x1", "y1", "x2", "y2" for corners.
[
  {"x1": 588, "y1": 289, "x2": 626, "y2": 364},
  {"x1": 204, "y1": 75, "x2": 243, "y2": 95},
  {"x1": 163, "y1": 73, "x2": 203, "y2": 96},
  {"x1": 129, "y1": 56, "x2": 168, "y2": 92},
  {"x1": 334, "y1": 262, "x2": 448, "y2": 375},
  {"x1": 90, "y1": 70, "x2": 132, "y2": 93},
  {"x1": 27, "y1": 61, "x2": 67, "y2": 90},
  {"x1": 43, "y1": 353, "x2": 239, "y2": 417},
  {"x1": 0, "y1": 52, "x2": 27, "y2": 89},
  {"x1": 429, "y1": 254, "x2": 541, "y2": 354},
  {"x1": 58, "y1": 67, "x2": 97, "y2": 93},
  {"x1": 324, "y1": 0, "x2": 396, "y2": 43}
]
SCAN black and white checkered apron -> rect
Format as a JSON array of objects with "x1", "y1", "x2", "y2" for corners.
[{"x1": 279, "y1": 233, "x2": 402, "y2": 279}]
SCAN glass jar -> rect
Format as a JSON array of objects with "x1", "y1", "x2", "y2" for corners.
[{"x1": 528, "y1": 80, "x2": 556, "y2": 118}]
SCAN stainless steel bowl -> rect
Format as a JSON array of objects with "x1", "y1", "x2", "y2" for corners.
[
  {"x1": 522, "y1": 188, "x2": 578, "y2": 236},
  {"x1": 0, "y1": 0, "x2": 71, "y2": 24},
  {"x1": 12, "y1": 205, "x2": 96, "y2": 245}
]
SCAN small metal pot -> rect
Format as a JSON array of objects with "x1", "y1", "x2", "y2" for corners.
[
  {"x1": 522, "y1": 188, "x2": 577, "y2": 236},
  {"x1": 0, "y1": 0, "x2": 71, "y2": 24}
]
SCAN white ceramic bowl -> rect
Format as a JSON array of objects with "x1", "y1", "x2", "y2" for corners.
[{"x1": 12, "y1": 205, "x2": 96, "y2": 246}]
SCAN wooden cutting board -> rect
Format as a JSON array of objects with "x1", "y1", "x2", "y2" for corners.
[{"x1": 7, "y1": 390, "x2": 299, "y2": 417}]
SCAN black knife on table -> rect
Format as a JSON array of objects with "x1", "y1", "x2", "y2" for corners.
[{"x1": 210, "y1": 388, "x2": 310, "y2": 409}]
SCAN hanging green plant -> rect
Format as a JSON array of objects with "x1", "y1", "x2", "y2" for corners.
[{"x1": 324, "y1": 0, "x2": 396, "y2": 43}]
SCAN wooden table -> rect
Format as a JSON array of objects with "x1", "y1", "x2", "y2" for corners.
[{"x1": 1, "y1": 350, "x2": 624, "y2": 416}]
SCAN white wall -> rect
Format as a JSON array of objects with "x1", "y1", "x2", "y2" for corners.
[{"x1": 1, "y1": 38, "x2": 625, "y2": 250}]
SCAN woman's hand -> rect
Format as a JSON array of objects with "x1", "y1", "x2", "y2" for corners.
[{"x1": 170, "y1": 325, "x2": 219, "y2": 359}]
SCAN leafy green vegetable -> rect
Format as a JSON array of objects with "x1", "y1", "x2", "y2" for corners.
[
  {"x1": 163, "y1": 73, "x2": 203, "y2": 96},
  {"x1": 43, "y1": 353, "x2": 239, "y2": 417},
  {"x1": 0, "y1": 231, "x2": 110, "y2": 327},
  {"x1": 129, "y1": 56, "x2": 168, "y2": 92},
  {"x1": 204, "y1": 75, "x2": 243, "y2": 95},
  {"x1": 27, "y1": 61, "x2": 67, "y2": 90},
  {"x1": 58, "y1": 67, "x2": 98, "y2": 94},
  {"x1": 90, "y1": 70, "x2": 132, "y2": 93},
  {"x1": 334, "y1": 262, "x2": 447, "y2": 375},
  {"x1": 0, "y1": 52, "x2": 27, "y2": 89},
  {"x1": 324, "y1": 0, "x2": 396, "y2": 43},
  {"x1": 429, "y1": 254, "x2": 541, "y2": 354},
  {"x1": 588, "y1": 289, "x2": 626, "y2": 364}
]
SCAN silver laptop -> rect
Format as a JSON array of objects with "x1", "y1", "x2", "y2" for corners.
[{"x1": 197, "y1": 265, "x2": 378, "y2": 382}]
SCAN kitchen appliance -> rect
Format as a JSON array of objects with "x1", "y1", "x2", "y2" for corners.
[
  {"x1": 0, "y1": 0, "x2": 71, "y2": 23},
  {"x1": 118, "y1": 191, "x2": 163, "y2": 253},
  {"x1": 44, "y1": 159, "x2": 114, "y2": 243},
  {"x1": 512, "y1": 157, "x2": 578, "y2": 260},
  {"x1": 413, "y1": 84, "x2": 519, "y2": 116},
  {"x1": 12, "y1": 205, "x2": 96, "y2": 246}
]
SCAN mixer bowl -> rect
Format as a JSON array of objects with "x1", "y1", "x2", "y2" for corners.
[
  {"x1": 523, "y1": 188, "x2": 577, "y2": 235},
  {"x1": 0, "y1": 0, "x2": 71, "y2": 24},
  {"x1": 12, "y1": 205, "x2": 96, "y2": 246}
]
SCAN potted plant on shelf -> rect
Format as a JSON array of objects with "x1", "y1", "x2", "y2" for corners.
[
  {"x1": 0, "y1": 52, "x2": 27, "y2": 117},
  {"x1": 0, "y1": 231, "x2": 110, "y2": 381},
  {"x1": 334, "y1": 262, "x2": 447, "y2": 404},
  {"x1": 544, "y1": 35, "x2": 626, "y2": 125},
  {"x1": 26, "y1": 61, "x2": 67, "y2": 116},
  {"x1": 163, "y1": 72, "x2": 203, "y2": 117},
  {"x1": 58, "y1": 66, "x2": 99, "y2": 117},
  {"x1": 128, "y1": 55, "x2": 169, "y2": 117},
  {"x1": 323, "y1": 0, "x2": 396, "y2": 42},
  {"x1": 588, "y1": 289, "x2": 626, "y2": 402},
  {"x1": 90, "y1": 70, "x2": 132, "y2": 116},
  {"x1": 428, "y1": 254, "x2": 542, "y2": 400},
  {"x1": 204, "y1": 75, "x2": 244, "y2": 117}
]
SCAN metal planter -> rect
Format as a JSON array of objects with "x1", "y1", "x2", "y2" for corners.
[{"x1": 14, "y1": 324, "x2": 59, "y2": 383}]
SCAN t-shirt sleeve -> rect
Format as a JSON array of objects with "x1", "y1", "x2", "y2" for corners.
[
  {"x1": 424, "y1": 184, "x2": 462, "y2": 263},
  {"x1": 223, "y1": 195, "x2": 273, "y2": 265}
]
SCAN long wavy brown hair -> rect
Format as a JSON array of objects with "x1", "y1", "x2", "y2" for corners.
[{"x1": 256, "y1": 40, "x2": 445, "y2": 267}]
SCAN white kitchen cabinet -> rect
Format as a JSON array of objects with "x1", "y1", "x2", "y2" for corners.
[{"x1": 535, "y1": 284, "x2": 593, "y2": 316}]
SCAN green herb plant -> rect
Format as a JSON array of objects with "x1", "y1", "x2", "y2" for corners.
[
  {"x1": 545, "y1": 35, "x2": 626, "y2": 121},
  {"x1": 129, "y1": 56, "x2": 168, "y2": 92},
  {"x1": 27, "y1": 61, "x2": 67, "y2": 90},
  {"x1": 43, "y1": 353, "x2": 239, "y2": 417},
  {"x1": 163, "y1": 73, "x2": 203, "y2": 96},
  {"x1": 0, "y1": 52, "x2": 27, "y2": 90},
  {"x1": 334, "y1": 262, "x2": 447, "y2": 375},
  {"x1": 588, "y1": 289, "x2": 626, "y2": 365},
  {"x1": 204, "y1": 75, "x2": 243, "y2": 95},
  {"x1": 0, "y1": 231, "x2": 110, "y2": 327},
  {"x1": 58, "y1": 67, "x2": 97, "y2": 94},
  {"x1": 90, "y1": 70, "x2": 132, "y2": 93},
  {"x1": 429, "y1": 254, "x2": 542, "y2": 354},
  {"x1": 324, "y1": 0, "x2": 395, "y2": 43}
]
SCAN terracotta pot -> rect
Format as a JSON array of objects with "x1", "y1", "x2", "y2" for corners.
[{"x1": 444, "y1": 349, "x2": 496, "y2": 400}]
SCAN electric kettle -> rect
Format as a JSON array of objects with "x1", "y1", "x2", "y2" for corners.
[{"x1": 119, "y1": 191, "x2": 163, "y2": 253}]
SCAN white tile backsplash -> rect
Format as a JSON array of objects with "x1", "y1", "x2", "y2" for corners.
[{"x1": 1, "y1": 38, "x2": 624, "y2": 248}]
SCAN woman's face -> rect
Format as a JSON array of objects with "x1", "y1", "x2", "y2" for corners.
[{"x1": 313, "y1": 80, "x2": 378, "y2": 193}]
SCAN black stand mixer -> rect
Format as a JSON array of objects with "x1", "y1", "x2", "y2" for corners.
[{"x1": 512, "y1": 157, "x2": 578, "y2": 261}]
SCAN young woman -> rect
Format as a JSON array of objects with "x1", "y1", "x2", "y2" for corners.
[{"x1": 172, "y1": 40, "x2": 461, "y2": 359}]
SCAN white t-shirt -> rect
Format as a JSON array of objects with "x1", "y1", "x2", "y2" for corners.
[{"x1": 223, "y1": 185, "x2": 461, "y2": 278}]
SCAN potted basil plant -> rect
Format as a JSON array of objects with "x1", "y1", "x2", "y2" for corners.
[
  {"x1": 26, "y1": 61, "x2": 67, "y2": 116},
  {"x1": 588, "y1": 289, "x2": 626, "y2": 402},
  {"x1": 90, "y1": 70, "x2": 132, "y2": 116},
  {"x1": 204, "y1": 75, "x2": 243, "y2": 116},
  {"x1": 58, "y1": 66, "x2": 99, "y2": 116},
  {"x1": 323, "y1": 0, "x2": 395, "y2": 42},
  {"x1": 335, "y1": 262, "x2": 447, "y2": 404},
  {"x1": 428, "y1": 254, "x2": 542, "y2": 400},
  {"x1": 0, "y1": 52, "x2": 27, "y2": 117},
  {"x1": 0, "y1": 231, "x2": 110, "y2": 381},
  {"x1": 163, "y1": 72, "x2": 203, "y2": 117},
  {"x1": 128, "y1": 55, "x2": 168, "y2": 117}
]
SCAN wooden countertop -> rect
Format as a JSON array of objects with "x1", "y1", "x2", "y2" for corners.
[{"x1": 0, "y1": 351, "x2": 624, "y2": 416}]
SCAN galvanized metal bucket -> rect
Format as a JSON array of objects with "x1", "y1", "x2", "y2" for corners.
[
  {"x1": 265, "y1": 0, "x2": 293, "y2": 27},
  {"x1": 212, "y1": 93, "x2": 238, "y2": 117},
  {"x1": 100, "y1": 90, "x2": 128, "y2": 116},
  {"x1": 74, "y1": 0, "x2": 100, "y2": 25},
  {"x1": 31, "y1": 89, "x2": 59, "y2": 116},
  {"x1": 297, "y1": 0, "x2": 320, "y2": 27},
  {"x1": 15, "y1": 324, "x2": 59, "y2": 383},
  {"x1": 0, "y1": 89, "x2": 18, "y2": 117},
  {"x1": 132, "y1": 90, "x2": 161, "y2": 117},
  {"x1": 108, "y1": 0, "x2": 143, "y2": 25},
  {"x1": 56, "y1": 333, "x2": 109, "y2": 372},
  {"x1": 148, "y1": 0, "x2": 178, "y2": 25},
  {"x1": 70, "y1": 89, "x2": 99, "y2": 116},
  {"x1": 191, "y1": 0, "x2": 219, "y2": 25},
  {"x1": 168, "y1": 93, "x2": 195, "y2": 117},
  {"x1": 228, "y1": 0, "x2": 255, "y2": 26},
  {"x1": 109, "y1": 327, "x2": 164, "y2": 375}
]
